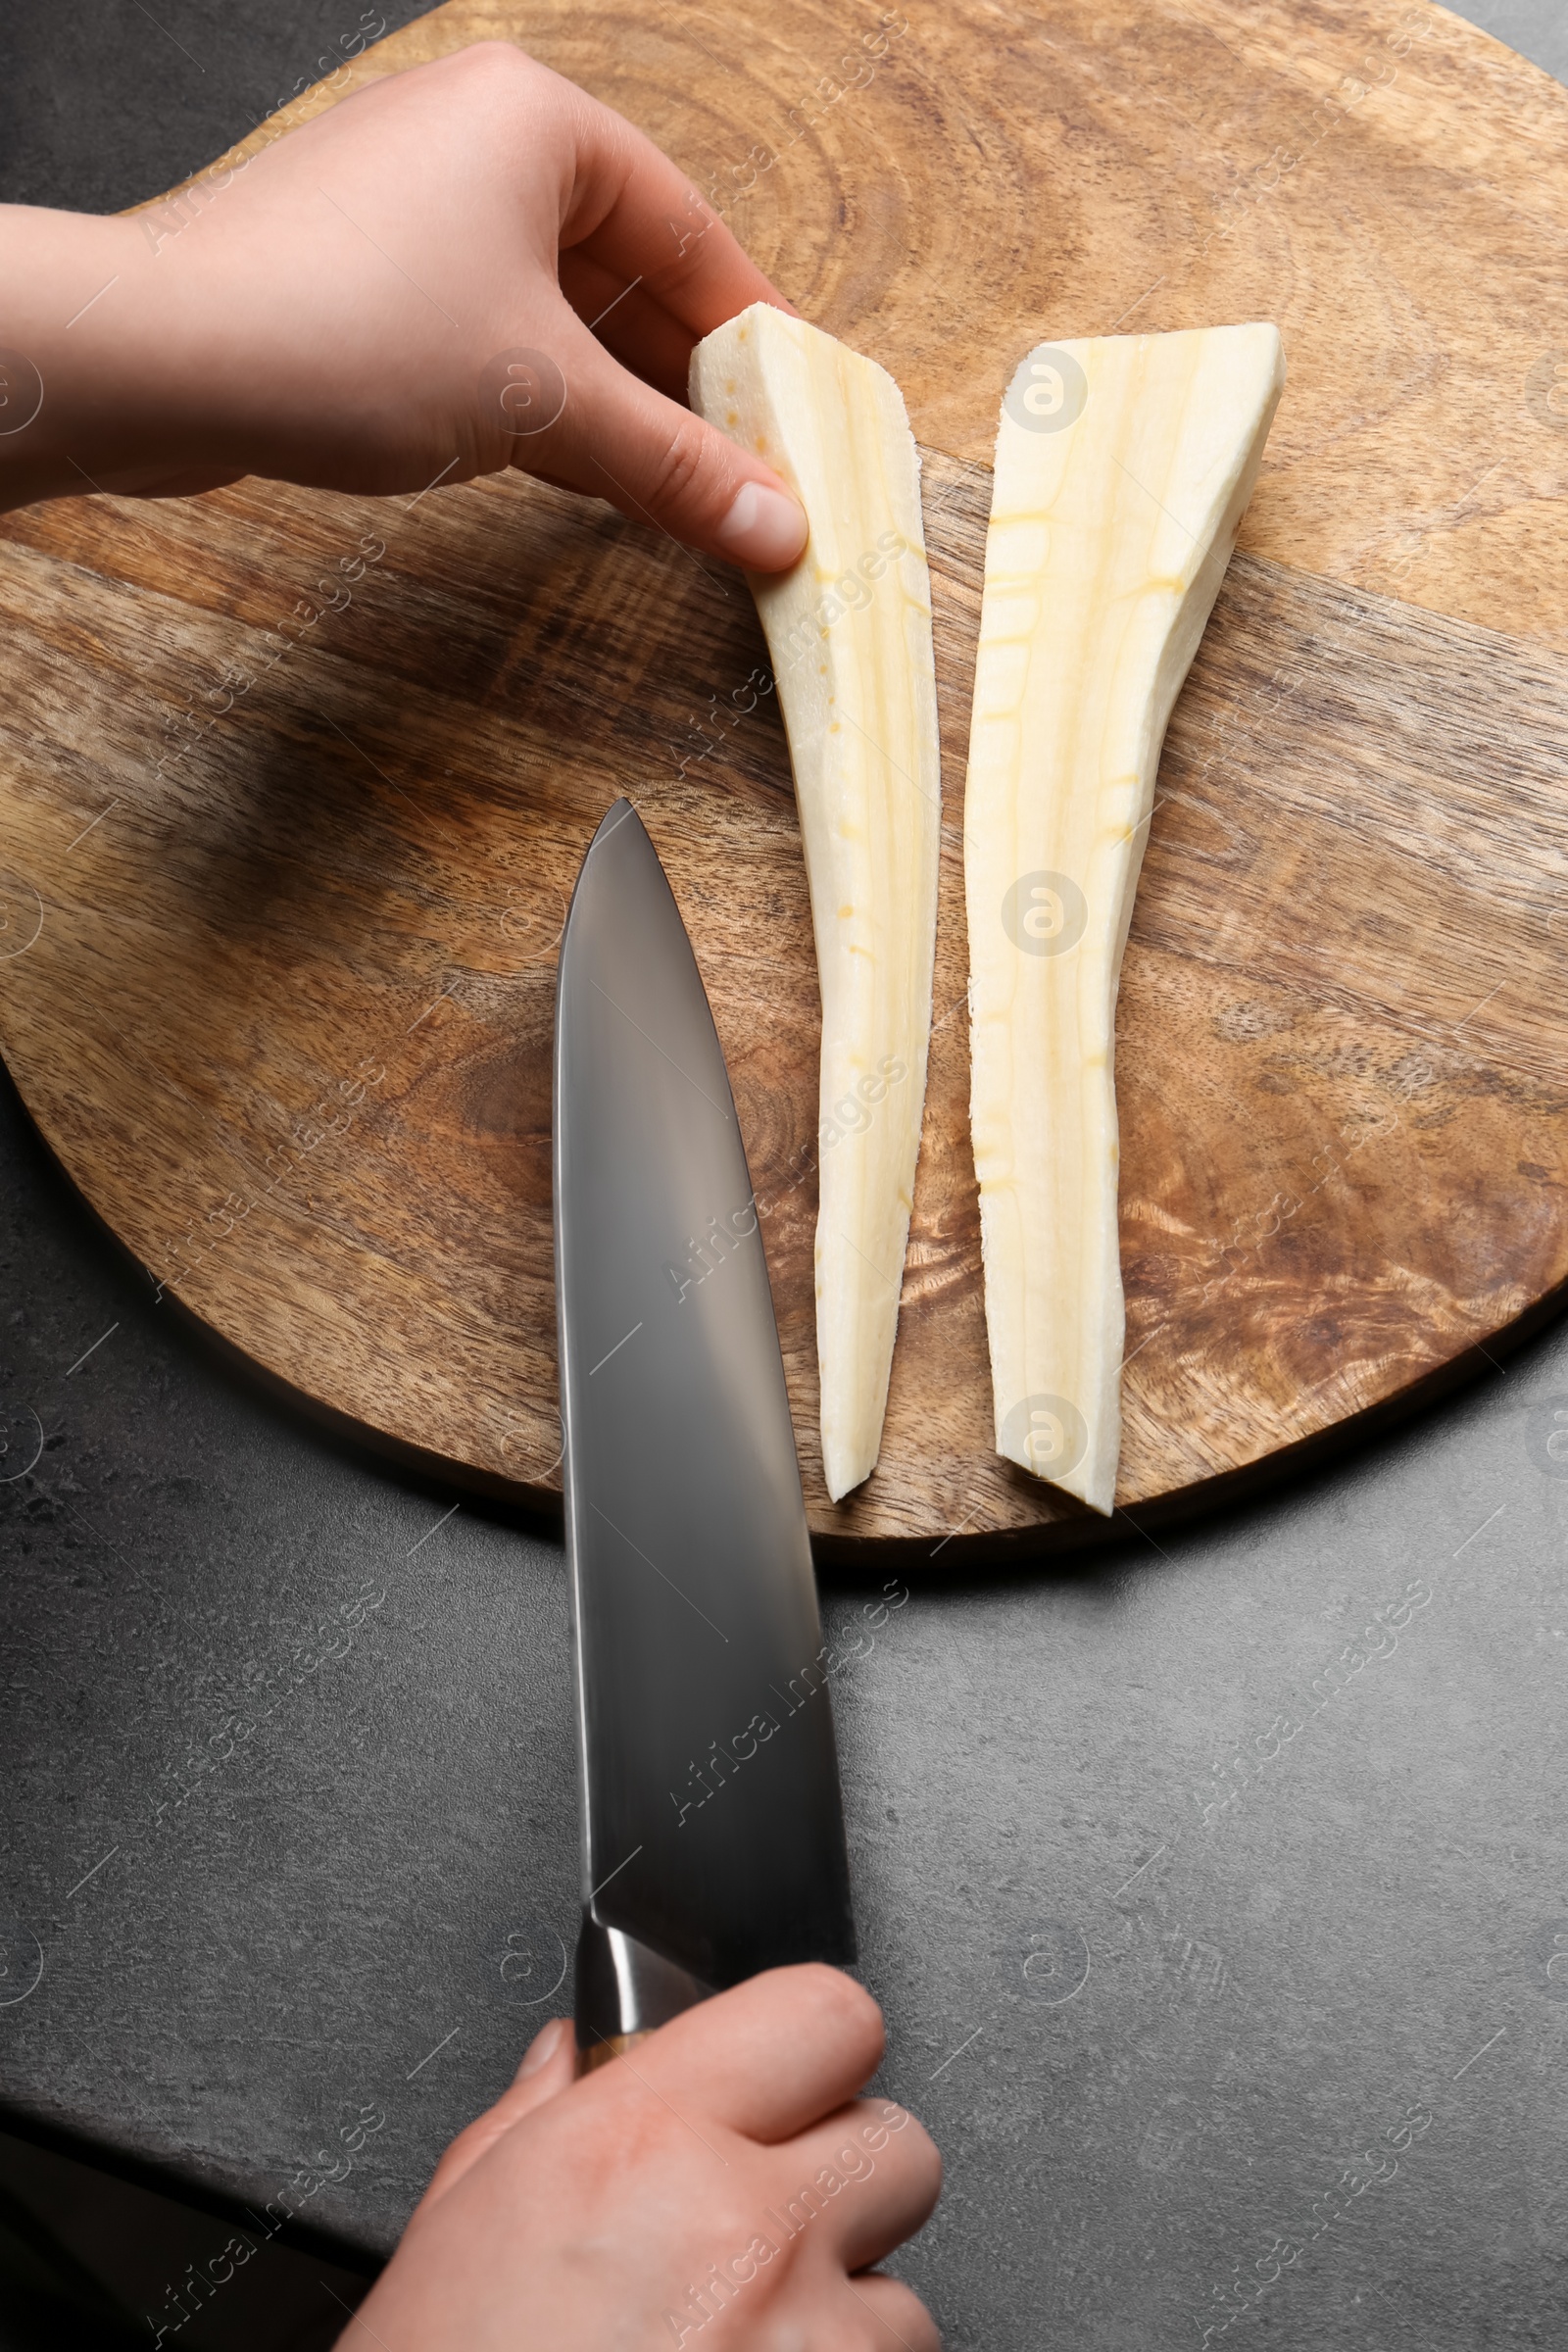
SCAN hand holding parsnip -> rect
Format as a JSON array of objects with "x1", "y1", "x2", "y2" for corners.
[{"x1": 0, "y1": 43, "x2": 807, "y2": 570}]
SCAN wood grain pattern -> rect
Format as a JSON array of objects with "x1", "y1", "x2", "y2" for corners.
[
  {"x1": 141, "y1": 0, "x2": 1568, "y2": 644},
  {"x1": 1, "y1": 0, "x2": 1567, "y2": 1554}
]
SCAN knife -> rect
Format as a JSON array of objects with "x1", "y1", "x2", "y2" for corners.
[{"x1": 554, "y1": 800, "x2": 857, "y2": 2075}]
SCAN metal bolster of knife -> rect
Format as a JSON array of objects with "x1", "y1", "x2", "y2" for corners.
[{"x1": 573, "y1": 1913, "x2": 713, "y2": 2075}]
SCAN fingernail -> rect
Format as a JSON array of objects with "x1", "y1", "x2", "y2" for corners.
[
  {"x1": 717, "y1": 479, "x2": 807, "y2": 569},
  {"x1": 517, "y1": 2018, "x2": 567, "y2": 2079}
]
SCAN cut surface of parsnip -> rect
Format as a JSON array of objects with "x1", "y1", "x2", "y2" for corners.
[
  {"x1": 690, "y1": 304, "x2": 940, "y2": 1501},
  {"x1": 966, "y1": 323, "x2": 1286, "y2": 1513}
]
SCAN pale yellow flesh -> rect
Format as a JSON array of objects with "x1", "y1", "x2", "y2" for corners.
[
  {"x1": 690, "y1": 305, "x2": 940, "y2": 1500},
  {"x1": 965, "y1": 324, "x2": 1286, "y2": 1513}
]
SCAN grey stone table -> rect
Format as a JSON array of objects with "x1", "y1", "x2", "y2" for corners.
[{"x1": 3, "y1": 5, "x2": 1567, "y2": 2347}]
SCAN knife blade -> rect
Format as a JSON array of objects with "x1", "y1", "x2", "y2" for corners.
[{"x1": 554, "y1": 800, "x2": 857, "y2": 2074}]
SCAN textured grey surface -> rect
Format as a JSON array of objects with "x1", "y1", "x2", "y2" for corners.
[
  {"x1": 1451, "y1": 0, "x2": 1568, "y2": 77},
  {"x1": 3, "y1": 2, "x2": 1568, "y2": 2346}
]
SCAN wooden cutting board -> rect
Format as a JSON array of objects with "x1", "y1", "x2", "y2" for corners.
[{"x1": 2, "y1": 0, "x2": 1567, "y2": 1558}]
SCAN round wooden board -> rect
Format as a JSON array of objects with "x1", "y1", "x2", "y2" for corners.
[{"x1": 3, "y1": 0, "x2": 1568, "y2": 1556}]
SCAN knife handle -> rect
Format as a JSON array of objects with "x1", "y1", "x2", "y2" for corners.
[{"x1": 573, "y1": 1914, "x2": 711, "y2": 2077}]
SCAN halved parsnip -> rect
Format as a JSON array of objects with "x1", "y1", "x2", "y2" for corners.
[
  {"x1": 965, "y1": 324, "x2": 1286, "y2": 1513},
  {"x1": 690, "y1": 304, "x2": 940, "y2": 1501}
]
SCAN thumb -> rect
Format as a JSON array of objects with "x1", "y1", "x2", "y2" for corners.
[
  {"x1": 502, "y1": 310, "x2": 808, "y2": 572},
  {"x1": 416, "y1": 2015, "x2": 577, "y2": 2211}
]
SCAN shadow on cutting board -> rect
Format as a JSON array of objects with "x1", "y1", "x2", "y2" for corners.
[{"x1": 0, "y1": 2128, "x2": 372, "y2": 2352}]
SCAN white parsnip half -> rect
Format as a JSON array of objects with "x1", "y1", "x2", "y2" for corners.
[
  {"x1": 690, "y1": 304, "x2": 940, "y2": 1501},
  {"x1": 965, "y1": 324, "x2": 1286, "y2": 1513}
]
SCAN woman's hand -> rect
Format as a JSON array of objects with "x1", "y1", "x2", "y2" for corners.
[
  {"x1": 350, "y1": 1964, "x2": 942, "y2": 2349},
  {"x1": 0, "y1": 41, "x2": 808, "y2": 567}
]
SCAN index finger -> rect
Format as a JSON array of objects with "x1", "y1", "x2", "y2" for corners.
[
  {"x1": 562, "y1": 88, "x2": 801, "y2": 338},
  {"x1": 622, "y1": 1964, "x2": 884, "y2": 2142}
]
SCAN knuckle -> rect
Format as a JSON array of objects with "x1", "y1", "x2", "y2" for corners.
[
  {"x1": 902, "y1": 2114, "x2": 944, "y2": 2206},
  {"x1": 770, "y1": 1962, "x2": 885, "y2": 2065},
  {"x1": 814, "y1": 1964, "x2": 886, "y2": 2051},
  {"x1": 463, "y1": 37, "x2": 527, "y2": 72},
  {"x1": 844, "y1": 2095, "x2": 941, "y2": 2215},
  {"x1": 455, "y1": 39, "x2": 536, "y2": 98},
  {"x1": 804, "y1": 1958, "x2": 879, "y2": 2016},
  {"x1": 707, "y1": 2182, "x2": 765, "y2": 2246},
  {"x1": 641, "y1": 419, "x2": 712, "y2": 517},
  {"x1": 648, "y1": 233, "x2": 715, "y2": 301},
  {"x1": 836, "y1": 2278, "x2": 940, "y2": 2352},
  {"x1": 874, "y1": 2280, "x2": 942, "y2": 2351}
]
